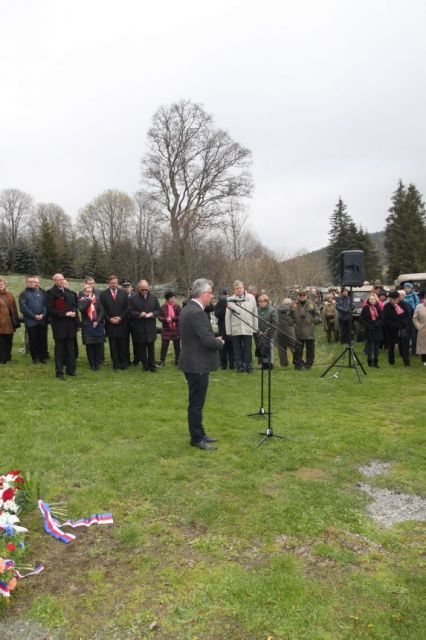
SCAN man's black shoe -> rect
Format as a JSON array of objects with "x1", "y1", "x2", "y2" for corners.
[
  {"x1": 67, "y1": 372, "x2": 77, "y2": 376},
  {"x1": 203, "y1": 436, "x2": 217, "y2": 443},
  {"x1": 191, "y1": 440, "x2": 216, "y2": 450},
  {"x1": 39, "y1": 359, "x2": 48, "y2": 364},
  {"x1": 56, "y1": 372, "x2": 65, "y2": 380},
  {"x1": 32, "y1": 359, "x2": 39, "y2": 364}
]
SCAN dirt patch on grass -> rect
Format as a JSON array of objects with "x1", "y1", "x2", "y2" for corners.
[{"x1": 296, "y1": 467, "x2": 327, "y2": 481}]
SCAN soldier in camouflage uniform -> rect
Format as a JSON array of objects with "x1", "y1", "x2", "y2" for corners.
[{"x1": 290, "y1": 287, "x2": 321, "y2": 370}]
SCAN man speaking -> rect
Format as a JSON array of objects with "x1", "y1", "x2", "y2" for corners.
[{"x1": 179, "y1": 279, "x2": 224, "y2": 450}]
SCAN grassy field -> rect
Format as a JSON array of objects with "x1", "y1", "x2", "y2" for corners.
[{"x1": 0, "y1": 274, "x2": 425, "y2": 639}]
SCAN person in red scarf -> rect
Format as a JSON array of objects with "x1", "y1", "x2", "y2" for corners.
[
  {"x1": 360, "y1": 294, "x2": 384, "y2": 368},
  {"x1": 383, "y1": 290, "x2": 410, "y2": 366},
  {"x1": 78, "y1": 285, "x2": 105, "y2": 370},
  {"x1": 158, "y1": 291, "x2": 181, "y2": 366}
]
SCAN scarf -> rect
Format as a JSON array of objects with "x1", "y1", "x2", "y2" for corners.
[
  {"x1": 394, "y1": 303, "x2": 404, "y2": 316},
  {"x1": 369, "y1": 304, "x2": 378, "y2": 321},
  {"x1": 167, "y1": 302, "x2": 176, "y2": 331},
  {"x1": 87, "y1": 295, "x2": 97, "y2": 322}
]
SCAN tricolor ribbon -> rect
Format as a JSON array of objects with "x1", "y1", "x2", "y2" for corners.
[
  {"x1": 0, "y1": 581, "x2": 11, "y2": 597},
  {"x1": 38, "y1": 500, "x2": 113, "y2": 544}
]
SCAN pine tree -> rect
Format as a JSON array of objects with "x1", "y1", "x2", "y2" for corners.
[
  {"x1": 37, "y1": 217, "x2": 60, "y2": 276},
  {"x1": 327, "y1": 197, "x2": 359, "y2": 281},
  {"x1": 385, "y1": 180, "x2": 426, "y2": 280},
  {"x1": 355, "y1": 226, "x2": 382, "y2": 282}
]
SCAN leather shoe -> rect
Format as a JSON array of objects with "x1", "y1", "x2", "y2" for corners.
[
  {"x1": 191, "y1": 440, "x2": 216, "y2": 450},
  {"x1": 203, "y1": 436, "x2": 217, "y2": 443}
]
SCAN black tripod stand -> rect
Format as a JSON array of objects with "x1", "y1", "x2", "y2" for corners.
[
  {"x1": 247, "y1": 350, "x2": 272, "y2": 417},
  {"x1": 254, "y1": 336, "x2": 285, "y2": 447},
  {"x1": 228, "y1": 300, "x2": 297, "y2": 446},
  {"x1": 320, "y1": 286, "x2": 367, "y2": 384}
]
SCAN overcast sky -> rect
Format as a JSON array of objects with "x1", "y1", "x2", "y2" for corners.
[{"x1": 1, "y1": 0, "x2": 425, "y2": 254}]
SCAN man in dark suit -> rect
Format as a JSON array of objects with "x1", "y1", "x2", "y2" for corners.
[
  {"x1": 178, "y1": 278, "x2": 224, "y2": 450},
  {"x1": 128, "y1": 279, "x2": 161, "y2": 371},
  {"x1": 99, "y1": 274, "x2": 129, "y2": 369},
  {"x1": 46, "y1": 273, "x2": 78, "y2": 380}
]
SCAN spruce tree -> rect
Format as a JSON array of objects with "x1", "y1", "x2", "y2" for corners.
[
  {"x1": 327, "y1": 197, "x2": 358, "y2": 281},
  {"x1": 355, "y1": 226, "x2": 381, "y2": 282},
  {"x1": 37, "y1": 217, "x2": 60, "y2": 276},
  {"x1": 385, "y1": 180, "x2": 426, "y2": 280}
]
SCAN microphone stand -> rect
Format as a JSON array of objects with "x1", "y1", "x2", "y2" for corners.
[{"x1": 228, "y1": 300, "x2": 299, "y2": 447}]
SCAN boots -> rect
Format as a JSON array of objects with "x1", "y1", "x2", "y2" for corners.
[
  {"x1": 373, "y1": 359, "x2": 379, "y2": 368},
  {"x1": 367, "y1": 359, "x2": 373, "y2": 367}
]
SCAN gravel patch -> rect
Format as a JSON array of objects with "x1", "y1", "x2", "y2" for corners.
[
  {"x1": 0, "y1": 619, "x2": 58, "y2": 640},
  {"x1": 358, "y1": 460, "x2": 392, "y2": 477},
  {"x1": 358, "y1": 483, "x2": 426, "y2": 527},
  {"x1": 358, "y1": 460, "x2": 426, "y2": 527}
]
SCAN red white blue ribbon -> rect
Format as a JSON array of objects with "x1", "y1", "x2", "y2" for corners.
[{"x1": 38, "y1": 500, "x2": 113, "y2": 544}]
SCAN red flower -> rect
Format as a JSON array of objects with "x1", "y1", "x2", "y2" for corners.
[
  {"x1": 14, "y1": 477, "x2": 25, "y2": 484},
  {"x1": 7, "y1": 470, "x2": 20, "y2": 477},
  {"x1": 1, "y1": 488, "x2": 15, "y2": 501},
  {"x1": 7, "y1": 543, "x2": 15, "y2": 552}
]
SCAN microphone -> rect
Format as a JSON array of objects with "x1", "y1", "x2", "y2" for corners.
[{"x1": 227, "y1": 296, "x2": 249, "y2": 303}]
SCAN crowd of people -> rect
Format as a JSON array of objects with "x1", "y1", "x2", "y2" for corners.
[{"x1": 0, "y1": 274, "x2": 426, "y2": 376}]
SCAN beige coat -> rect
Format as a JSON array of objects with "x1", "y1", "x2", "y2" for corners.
[
  {"x1": 413, "y1": 302, "x2": 426, "y2": 354},
  {"x1": 225, "y1": 293, "x2": 258, "y2": 336}
]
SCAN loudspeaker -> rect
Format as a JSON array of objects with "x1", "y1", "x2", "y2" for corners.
[{"x1": 339, "y1": 250, "x2": 364, "y2": 286}]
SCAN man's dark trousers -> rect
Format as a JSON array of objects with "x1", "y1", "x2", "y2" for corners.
[
  {"x1": 27, "y1": 324, "x2": 48, "y2": 361},
  {"x1": 108, "y1": 336, "x2": 128, "y2": 369},
  {"x1": 185, "y1": 372, "x2": 209, "y2": 443},
  {"x1": 55, "y1": 337, "x2": 76, "y2": 374}
]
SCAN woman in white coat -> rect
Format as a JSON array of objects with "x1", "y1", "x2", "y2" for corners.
[{"x1": 413, "y1": 298, "x2": 426, "y2": 365}]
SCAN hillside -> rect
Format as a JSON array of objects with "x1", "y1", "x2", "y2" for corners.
[{"x1": 282, "y1": 231, "x2": 386, "y2": 285}]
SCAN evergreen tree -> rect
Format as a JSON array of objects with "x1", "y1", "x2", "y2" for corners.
[
  {"x1": 327, "y1": 197, "x2": 358, "y2": 281},
  {"x1": 36, "y1": 216, "x2": 60, "y2": 276},
  {"x1": 355, "y1": 226, "x2": 382, "y2": 282},
  {"x1": 385, "y1": 180, "x2": 426, "y2": 280}
]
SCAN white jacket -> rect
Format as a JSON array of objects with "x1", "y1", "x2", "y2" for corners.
[{"x1": 225, "y1": 293, "x2": 258, "y2": 336}]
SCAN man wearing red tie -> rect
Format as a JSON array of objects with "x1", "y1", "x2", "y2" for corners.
[{"x1": 99, "y1": 274, "x2": 129, "y2": 369}]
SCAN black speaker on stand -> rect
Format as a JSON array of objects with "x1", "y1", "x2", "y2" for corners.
[
  {"x1": 338, "y1": 250, "x2": 364, "y2": 287},
  {"x1": 321, "y1": 250, "x2": 367, "y2": 383}
]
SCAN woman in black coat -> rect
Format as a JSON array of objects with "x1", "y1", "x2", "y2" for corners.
[
  {"x1": 360, "y1": 295, "x2": 383, "y2": 368},
  {"x1": 78, "y1": 285, "x2": 105, "y2": 370},
  {"x1": 383, "y1": 290, "x2": 410, "y2": 366}
]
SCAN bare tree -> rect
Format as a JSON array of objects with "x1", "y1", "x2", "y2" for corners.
[
  {"x1": 133, "y1": 192, "x2": 164, "y2": 283},
  {"x1": 0, "y1": 188, "x2": 34, "y2": 271},
  {"x1": 141, "y1": 100, "x2": 253, "y2": 288},
  {"x1": 222, "y1": 200, "x2": 250, "y2": 262},
  {"x1": 35, "y1": 203, "x2": 72, "y2": 239},
  {"x1": 78, "y1": 189, "x2": 135, "y2": 256}
]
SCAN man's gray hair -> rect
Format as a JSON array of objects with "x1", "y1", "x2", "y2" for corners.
[
  {"x1": 234, "y1": 280, "x2": 244, "y2": 289},
  {"x1": 191, "y1": 278, "x2": 213, "y2": 298}
]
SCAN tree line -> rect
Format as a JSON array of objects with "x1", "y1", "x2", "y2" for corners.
[
  {"x1": 327, "y1": 182, "x2": 426, "y2": 283},
  {"x1": 1, "y1": 99, "x2": 425, "y2": 290}
]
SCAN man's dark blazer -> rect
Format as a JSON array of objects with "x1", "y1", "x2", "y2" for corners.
[
  {"x1": 128, "y1": 291, "x2": 161, "y2": 343},
  {"x1": 178, "y1": 299, "x2": 222, "y2": 374},
  {"x1": 46, "y1": 286, "x2": 78, "y2": 340},
  {"x1": 99, "y1": 288, "x2": 129, "y2": 338}
]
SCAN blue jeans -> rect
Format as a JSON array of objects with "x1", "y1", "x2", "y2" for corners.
[{"x1": 232, "y1": 335, "x2": 253, "y2": 371}]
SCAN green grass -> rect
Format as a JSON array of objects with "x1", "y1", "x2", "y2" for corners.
[{"x1": 0, "y1": 274, "x2": 425, "y2": 638}]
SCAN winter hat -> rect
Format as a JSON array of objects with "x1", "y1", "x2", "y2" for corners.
[{"x1": 165, "y1": 291, "x2": 175, "y2": 300}]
